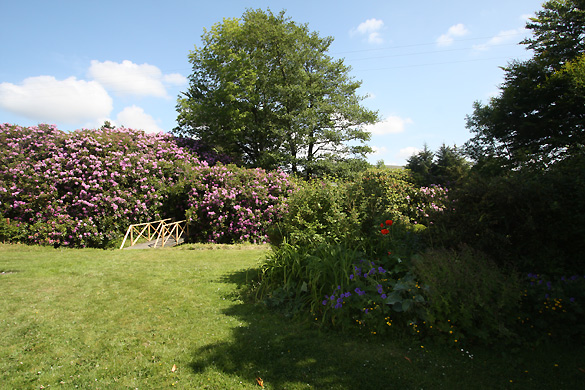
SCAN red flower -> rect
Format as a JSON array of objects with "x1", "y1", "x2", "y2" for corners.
[
  {"x1": 380, "y1": 223, "x2": 385, "y2": 228},
  {"x1": 385, "y1": 220, "x2": 393, "y2": 226},
  {"x1": 381, "y1": 228, "x2": 390, "y2": 235}
]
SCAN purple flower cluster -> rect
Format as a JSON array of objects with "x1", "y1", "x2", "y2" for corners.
[
  {"x1": 408, "y1": 185, "x2": 450, "y2": 225},
  {"x1": 321, "y1": 260, "x2": 388, "y2": 311},
  {"x1": 0, "y1": 123, "x2": 294, "y2": 247},
  {"x1": 185, "y1": 165, "x2": 296, "y2": 243},
  {"x1": 527, "y1": 272, "x2": 584, "y2": 303}
]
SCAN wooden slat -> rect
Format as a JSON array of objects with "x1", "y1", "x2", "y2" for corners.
[{"x1": 119, "y1": 218, "x2": 173, "y2": 249}]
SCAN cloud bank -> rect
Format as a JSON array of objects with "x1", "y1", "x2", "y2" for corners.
[
  {"x1": 0, "y1": 76, "x2": 113, "y2": 124},
  {"x1": 114, "y1": 105, "x2": 164, "y2": 134},
  {"x1": 0, "y1": 60, "x2": 187, "y2": 131},
  {"x1": 88, "y1": 60, "x2": 187, "y2": 98}
]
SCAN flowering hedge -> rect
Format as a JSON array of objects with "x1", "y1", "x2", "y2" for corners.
[
  {"x1": 184, "y1": 165, "x2": 296, "y2": 243},
  {"x1": 0, "y1": 123, "x2": 291, "y2": 247}
]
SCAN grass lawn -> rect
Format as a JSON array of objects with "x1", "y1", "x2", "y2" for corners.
[{"x1": 0, "y1": 243, "x2": 583, "y2": 389}]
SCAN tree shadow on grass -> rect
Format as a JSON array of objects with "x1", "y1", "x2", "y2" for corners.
[{"x1": 189, "y1": 270, "x2": 419, "y2": 390}]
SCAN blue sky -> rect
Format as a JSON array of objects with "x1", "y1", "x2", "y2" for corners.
[{"x1": 0, "y1": 0, "x2": 545, "y2": 165}]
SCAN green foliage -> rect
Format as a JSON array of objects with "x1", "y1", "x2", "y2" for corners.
[
  {"x1": 0, "y1": 217, "x2": 23, "y2": 243},
  {"x1": 406, "y1": 144, "x2": 470, "y2": 187},
  {"x1": 258, "y1": 219, "x2": 427, "y2": 335},
  {"x1": 345, "y1": 168, "x2": 417, "y2": 233},
  {"x1": 518, "y1": 273, "x2": 585, "y2": 344},
  {"x1": 411, "y1": 246, "x2": 522, "y2": 344},
  {"x1": 522, "y1": 0, "x2": 585, "y2": 65},
  {"x1": 268, "y1": 179, "x2": 360, "y2": 248},
  {"x1": 175, "y1": 8, "x2": 378, "y2": 176},
  {"x1": 255, "y1": 242, "x2": 363, "y2": 318},
  {"x1": 405, "y1": 144, "x2": 434, "y2": 185},
  {"x1": 465, "y1": 0, "x2": 585, "y2": 169},
  {"x1": 270, "y1": 168, "x2": 418, "y2": 249},
  {"x1": 427, "y1": 155, "x2": 585, "y2": 274},
  {"x1": 308, "y1": 157, "x2": 372, "y2": 181}
]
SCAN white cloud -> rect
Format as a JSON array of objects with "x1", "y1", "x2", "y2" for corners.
[
  {"x1": 163, "y1": 73, "x2": 188, "y2": 85},
  {"x1": 436, "y1": 23, "x2": 469, "y2": 47},
  {"x1": 114, "y1": 105, "x2": 164, "y2": 133},
  {"x1": 370, "y1": 145, "x2": 388, "y2": 156},
  {"x1": 472, "y1": 28, "x2": 525, "y2": 51},
  {"x1": 88, "y1": 60, "x2": 186, "y2": 98},
  {"x1": 0, "y1": 75, "x2": 113, "y2": 124},
  {"x1": 351, "y1": 18, "x2": 385, "y2": 44},
  {"x1": 367, "y1": 116, "x2": 413, "y2": 135},
  {"x1": 398, "y1": 146, "x2": 421, "y2": 160}
]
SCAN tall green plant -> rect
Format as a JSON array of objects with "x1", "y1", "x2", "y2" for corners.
[{"x1": 411, "y1": 246, "x2": 522, "y2": 344}]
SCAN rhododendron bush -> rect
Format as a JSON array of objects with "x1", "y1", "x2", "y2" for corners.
[
  {"x1": 0, "y1": 123, "x2": 293, "y2": 247},
  {"x1": 185, "y1": 166, "x2": 295, "y2": 243}
]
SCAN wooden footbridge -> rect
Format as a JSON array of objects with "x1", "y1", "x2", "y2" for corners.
[{"x1": 120, "y1": 218, "x2": 188, "y2": 249}]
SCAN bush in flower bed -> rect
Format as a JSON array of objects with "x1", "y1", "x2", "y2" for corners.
[
  {"x1": 407, "y1": 185, "x2": 451, "y2": 226},
  {"x1": 255, "y1": 217, "x2": 429, "y2": 332},
  {"x1": 0, "y1": 123, "x2": 287, "y2": 247},
  {"x1": 410, "y1": 246, "x2": 522, "y2": 344},
  {"x1": 516, "y1": 272, "x2": 585, "y2": 343},
  {"x1": 268, "y1": 168, "x2": 428, "y2": 250}
]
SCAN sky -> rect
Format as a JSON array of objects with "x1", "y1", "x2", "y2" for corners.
[{"x1": 0, "y1": 0, "x2": 546, "y2": 165}]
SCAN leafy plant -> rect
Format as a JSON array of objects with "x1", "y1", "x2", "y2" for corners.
[
  {"x1": 411, "y1": 246, "x2": 522, "y2": 344},
  {"x1": 517, "y1": 272, "x2": 585, "y2": 343}
]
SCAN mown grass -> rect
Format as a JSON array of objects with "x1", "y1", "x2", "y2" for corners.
[{"x1": 0, "y1": 243, "x2": 583, "y2": 389}]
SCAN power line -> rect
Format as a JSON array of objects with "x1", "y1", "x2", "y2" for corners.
[
  {"x1": 330, "y1": 30, "x2": 530, "y2": 55},
  {"x1": 352, "y1": 55, "x2": 531, "y2": 72}
]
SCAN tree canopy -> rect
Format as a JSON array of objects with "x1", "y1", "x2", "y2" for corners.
[
  {"x1": 465, "y1": 0, "x2": 585, "y2": 169},
  {"x1": 406, "y1": 144, "x2": 469, "y2": 187},
  {"x1": 175, "y1": 8, "x2": 378, "y2": 177}
]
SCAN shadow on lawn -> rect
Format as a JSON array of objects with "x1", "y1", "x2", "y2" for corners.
[{"x1": 189, "y1": 270, "x2": 415, "y2": 390}]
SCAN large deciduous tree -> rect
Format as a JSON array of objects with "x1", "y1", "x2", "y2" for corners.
[
  {"x1": 465, "y1": 0, "x2": 585, "y2": 169},
  {"x1": 174, "y1": 9, "x2": 378, "y2": 177}
]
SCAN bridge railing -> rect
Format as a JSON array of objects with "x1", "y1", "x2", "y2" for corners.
[
  {"x1": 154, "y1": 220, "x2": 188, "y2": 248},
  {"x1": 119, "y1": 218, "x2": 172, "y2": 249}
]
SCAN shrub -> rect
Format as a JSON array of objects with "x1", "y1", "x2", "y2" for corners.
[
  {"x1": 268, "y1": 179, "x2": 360, "y2": 248},
  {"x1": 345, "y1": 168, "x2": 417, "y2": 234},
  {"x1": 517, "y1": 272, "x2": 585, "y2": 344},
  {"x1": 407, "y1": 185, "x2": 451, "y2": 226},
  {"x1": 256, "y1": 218, "x2": 428, "y2": 334},
  {"x1": 184, "y1": 165, "x2": 295, "y2": 243},
  {"x1": 411, "y1": 246, "x2": 522, "y2": 344},
  {"x1": 427, "y1": 161, "x2": 585, "y2": 274},
  {"x1": 271, "y1": 168, "x2": 420, "y2": 249},
  {"x1": 0, "y1": 123, "x2": 287, "y2": 247}
]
